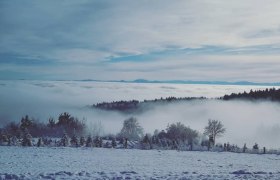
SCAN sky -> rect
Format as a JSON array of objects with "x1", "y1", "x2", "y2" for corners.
[{"x1": 1, "y1": 0, "x2": 280, "y2": 82}]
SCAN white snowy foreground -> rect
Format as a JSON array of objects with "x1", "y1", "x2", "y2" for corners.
[{"x1": 0, "y1": 146, "x2": 280, "y2": 180}]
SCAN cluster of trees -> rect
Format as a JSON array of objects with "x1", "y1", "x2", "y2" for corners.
[
  {"x1": 0, "y1": 114, "x2": 224, "y2": 150},
  {"x1": 223, "y1": 88, "x2": 280, "y2": 101},
  {"x1": 117, "y1": 118, "x2": 226, "y2": 151},
  {"x1": 93, "y1": 96, "x2": 206, "y2": 112},
  {"x1": 1, "y1": 112, "x2": 86, "y2": 139},
  {"x1": 94, "y1": 100, "x2": 140, "y2": 112},
  {"x1": 1, "y1": 114, "x2": 271, "y2": 154}
]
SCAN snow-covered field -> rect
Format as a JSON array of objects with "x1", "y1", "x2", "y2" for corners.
[{"x1": 0, "y1": 146, "x2": 280, "y2": 179}]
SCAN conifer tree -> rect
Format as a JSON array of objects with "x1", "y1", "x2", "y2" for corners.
[
  {"x1": 0, "y1": 134, "x2": 8, "y2": 145},
  {"x1": 11, "y1": 136, "x2": 18, "y2": 146},
  {"x1": 22, "y1": 128, "x2": 32, "y2": 146},
  {"x1": 243, "y1": 143, "x2": 247, "y2": 153},
  {"x1": 80, "y1": 136, "x2": 86, "y2": 147},
  {"x1": 112, "y1": 138, "x2": 117, "y2": 148},
  {"x1": 70, "y1": 134, "x2": 79, "y2": 147},
  {"x1": 94, "y1": 136, "x2": 100, "y2": 147},
  {"x1": 37, "y1": 138, "x2": 42, "y2": 147},
  {"x1": 253, "y1": 143, "x2": 259, "y2": 150},
  {"x1": 124, "y1": 138, "x2": 128, "y2": 149},
  {"x1": 86, "y1": 136, "x2": 93, "y2": 147},
  {"x1": 61, "y1": 132, "x2": 69, "y2": 147},
  {"x1": 99, "y1": 137, "x2": 103, "y2": 148}
]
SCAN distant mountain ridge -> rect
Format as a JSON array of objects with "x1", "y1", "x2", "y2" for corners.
[{"x1": 79, "y1": 79, "x2": 280, "y2": 86}]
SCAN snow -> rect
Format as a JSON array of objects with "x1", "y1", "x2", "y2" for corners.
[{"x1": 1, "y1": 146, "x2": 280, "y2": 179}]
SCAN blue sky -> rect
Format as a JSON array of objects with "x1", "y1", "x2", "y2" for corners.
[{"x1": 1, "y1": 0, "x2": 280, "y2": 82}]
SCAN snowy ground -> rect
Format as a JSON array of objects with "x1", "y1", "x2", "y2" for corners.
[{"x1": 1, "y1": 146, "x2": 280, "y2": 179}]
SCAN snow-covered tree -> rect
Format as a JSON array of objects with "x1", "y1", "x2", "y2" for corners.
[
  {"x1": 37, "y1": 138, "x2": 42, "y2": 147},
  {"x1": 80, "y1": 136, "x2": 86, "y2": 147},
  {"x1": 61, "y1": 132, "x2": 69, "y2": 147},
  {"x1": 119, "y1": 117, "x2": 143, "y2": 140},
  {"x1": 141, "y1": 134, "x2": 152, "y2": 149},
  {"x1": 166, "y1": 122, "x2": 198, "y2": 149},
  {"x1": 86, "y1": 136, "x2": 93, "y2": 147},
  {"x1": 203, "y1": 119, "x2": 226, "y2": 145},
  {"x1": 123, "y1": 138, "x2": 128, "y2": 149},
  {"x1": 253, "y1": 143, "x2": 259, "y2": 150},
  {"x1": 94, "y1": 136, "x2": 101, "y2": 147},
  {"x1": 10, "y1": 136, "x2": 18, "y2": 146},
  {"x1": 70, "y1": 134, "x2": 79, "y2": 147},
  {"x1": 0, "y1": 134, "x2": 8, "y2": 145},
  {"x1": 112, "y1": 138, "x2": 117, "y2": 148},
  {"x1": 22, "y1": 128, "x2": 32, "y2": 146},
  {"x1": 243, "y1": 143, "x2": 247, "y2": 153},
  {"x1": 99, "y1": 138, "x2": 103, "y2": 148}
]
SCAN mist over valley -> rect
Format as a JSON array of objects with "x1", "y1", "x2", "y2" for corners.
[{"x1": 1, "y1": 80, "x2": 279, "y2": 148}]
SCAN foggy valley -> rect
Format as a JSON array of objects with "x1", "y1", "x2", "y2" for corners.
[{"x1": 1, "y1": 80, "x2": 279, "y2": 148}]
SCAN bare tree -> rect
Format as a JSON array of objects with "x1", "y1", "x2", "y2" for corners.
[{"x1": 203, "y1": 119, "x2": 226, "y2": 145}]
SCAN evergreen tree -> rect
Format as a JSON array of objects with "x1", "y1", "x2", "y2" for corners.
[
  {"x1": 7, "y1": 136, "x2": 11, "y2": 146},
  {"x1": 94, "y1": 136, "x2": 100, "y2": 147},
  {"x1": 47, "y1": 117, "x2": 56, "y2": 128},
  {"x1": 141, "y1": 134, "x2": 152, "y2": 149},
  {"x1": 86, "y1": 136, "x2": 93, "y2": 147},
  {"x1": 112, "y1": 138, "x2": 117, "y2": 148},
  {"x1": 37, "y1": 138, "x2": 42, "y2": 147},
  {"x1": 22, "y1": 128, "x2": 32, "y2": 146},
  {"x1": 80, "y1": 136, "x2": 86, "y2": 147},
  {"x1": 11, "y1": 136, "x2": 18, "y2": 146},
  {"x1": 20, "y1": 115, "x2": 33, "y2": 131},
  {"x1": 99, "y1": 137, "x2": 103, "y2": 148},
  {"x1": 243, "y1": 143, "x2": 247, "y2": 153},
  {"x1": 0, "y1": 134, "x2": 8, "y2": 145},
  {"x1": 124, "y1": 138, "x2": 128, "y2": 149},
  {"x1": 253, "y1": 143, "x2": 259, "y2": 150},
  {"x1": 70, "y1": 134, "x2": 79, "y2": 147},
  {"x1": 61, "y1": 132, "x2": 69, "y2": 147}
]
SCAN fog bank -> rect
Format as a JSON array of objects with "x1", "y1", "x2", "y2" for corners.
[{"x1": 0, "y1": 80, "x2": 279, "y2": 148}]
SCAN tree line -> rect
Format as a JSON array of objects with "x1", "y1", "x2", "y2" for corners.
[
  {"x1": 93, "y1": 88, "x2": 280, "y2": 113},
  {"x1": 1, "y1": 112, "x2": 85, "y2": 139},
  {"x1": 93, "y1": 96, "x2": 206, "y2": 112},
  {"x1": 0, "y1": 113, "x2": 274, "y2": 154},
  {"x1": 222, "y1": 88, "x2": 280, "y2": 101},
  {"x1": 0, "y1": 113, "x2": 224, "y2": 149}
]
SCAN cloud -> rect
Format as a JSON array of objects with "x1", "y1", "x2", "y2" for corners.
[{"x1": 1, "y1": 0, "x2": 280, "y2": 80}]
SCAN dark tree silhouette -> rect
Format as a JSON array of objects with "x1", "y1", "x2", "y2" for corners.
[
  {"x1": 86, "y1": 136, "x2": 93, "y2": 147},
  {"x1": 223, "y1": 88, "x2": 280, "y2": 101},
  {"x1": 20, "y1": 115, "x2": 33, "y2": 131}
]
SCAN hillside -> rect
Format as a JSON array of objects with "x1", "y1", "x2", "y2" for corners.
[
  {"x1": 222, "y1": 88, "x2": 280, "y2": 101},
  {"x1": 93, "y1": 96, "x2": 206, "y2": 112},
  {"x1": 92, "y1": 88, "x2": 280, "y2": 112}
]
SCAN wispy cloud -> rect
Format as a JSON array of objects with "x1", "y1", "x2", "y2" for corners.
[{"x1": 1, "y1": 0, "x2": 280, "y2": 81}]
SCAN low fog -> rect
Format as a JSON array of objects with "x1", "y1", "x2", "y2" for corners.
[{"x1": 0, "y1": 80, "x2": 279, "y2": 149}]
